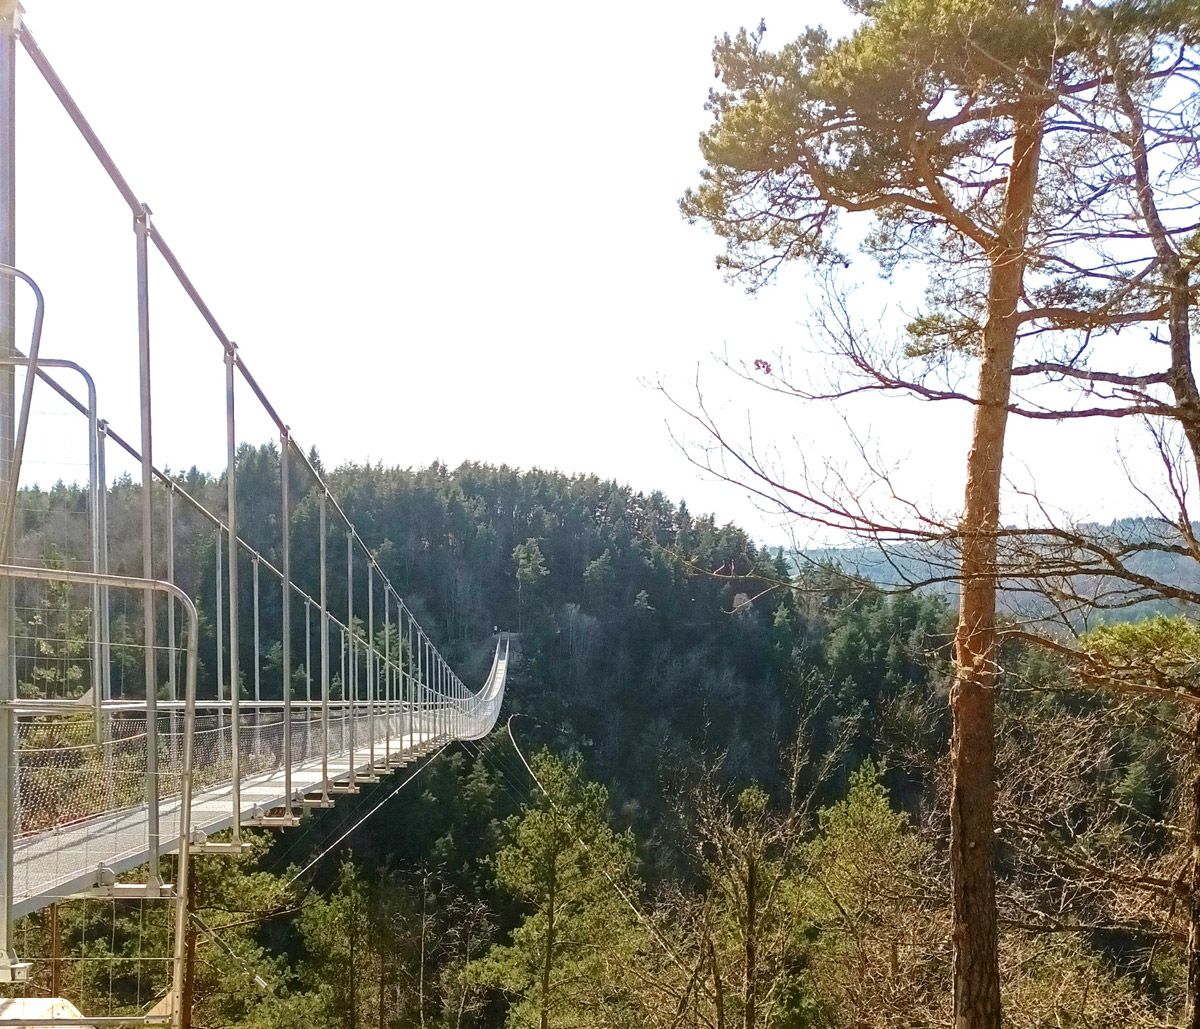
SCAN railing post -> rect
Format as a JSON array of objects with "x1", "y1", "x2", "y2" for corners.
[
  {"x1": 416, "y1": 617, "x2": 423, "y2": 746},
  {"x1": 367, "y1": 560, "x2": 375, "y2": 772},
  {"x1": 346, "y1": 529, "x2": 354, "y2": 775},
  {"x1": 168, "y1": 589, "x2": 199, "y2": 1029},
  {"x1": 301, "y1": 593, "x2": 310, "y2": 759},
  {"x1": 135, "y1": 202, "x2": 163, "y2": 890},
  {"x1": 426, "y1": 636, "x2": 434, "y2": 742},
  {"x1": 252, "y1": 554, "x2": 261, "y2": 705},
  {"x1": 252, "y1": 551, "x2": 261, "y2": 766},
  {"x1": 406, "y1": 603, "x2": 413, "y2": 749},
  {"x1": 166, "y1": 483, "x2": 176, "y2": 703},
  {"x1": 224, "y1": 343, "x2": 242, "y2": 841},
  {"x1": 86, "y1": 385, "x2": 102, "y2": 742},
  {"x1": 319, "y1": 490, "x2": 329, "y2": 800},
  {"x1": 0, "y1": 1, "x2": 19, "y2": 982},
  {"x1": 419, "y1": 629, "x2": 427, "y2": 746},
  {"x1": 97, "y1": 419, "x2": 111, "y2": 705},
  {"x1": 383, "y1": 588, "x2": 390, "y2": 765},
  {"x1": 216, "y1": 526, "x2": 225, "y2": 767},
  {"x1": 280, "y1": 429, "x2": 293, "y2": 808},
  {"x1": 166, "y1": 483, "x2": 178, "y2": 764}
]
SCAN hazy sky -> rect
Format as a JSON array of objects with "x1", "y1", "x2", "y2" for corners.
[{"x1": 11, "y1": 2, "x2": 1163, "y2": 546}]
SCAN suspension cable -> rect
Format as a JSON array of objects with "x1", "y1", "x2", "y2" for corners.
[
  {"x1": 503, "y1": 717, "x2": 708, "y2": 997},
  {"x1": 285, "y1": 744, "x2": 450, "y2": 887}
]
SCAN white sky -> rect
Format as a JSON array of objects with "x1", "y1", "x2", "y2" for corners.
[{"x1": 11, "y1": 1, "x2": 1166, "y2": 547}]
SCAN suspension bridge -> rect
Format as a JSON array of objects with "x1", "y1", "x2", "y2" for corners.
[{"x1": 0, "y1": 8, "x2": 509, "y2": 1025}]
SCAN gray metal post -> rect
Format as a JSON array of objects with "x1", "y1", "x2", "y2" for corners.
[
  {"x1": 367, "y1": 561, "x2": 375, "y2": 771},
  {"x1": 346, "y1": 529, "x2": 354, "y2": 774},
  {"x1": 340, "y1": 627, "x2": 347, "y2": 753},
  {"x1": 413, "y1": 610, "x2": 419, "y2": 745},
  {"x1": 135, "y1": 203, "x2": 162, "y2": 890},
  {"x1": 215, "y1": 526, "x2": 225, "y2": 767},
  {"x1": 167, "y1": 585, "x2": 199, "y2": 1029},
  {"x1": 0, "y1": 2, "x2": 18, "y2": 982},
  {"x1": 97, "y1": 420, "x2": 111, "y2": 704},
  {"x1": 166, "y1": 484, "x2": 176, "y2": 702},
  {"x1": 304, "y1": 594, "x2": 311, "y2": 755},
  {"x1": 383, "y1": 588, "x2": 390, "y2": 764},
  {"x1": 83, "y1": 374, "x2": 101, "y2": 737},
  {"x1": 252, "y1": 554, "x2": 260, "y2": 703},
  {"x1": 405, "y1": 603, "x2": 413, "y2": 749},
  {"x1": 251, "y1": 552, "x2": 261, "y2": 766},
  {"x1": 224, "y1": 345, "x2": 241, "y2": 841},
  {"x1": 319, "y1": 491, "x2": 329, "y2": 798},
  {"x1": 426, "y1": 637, "x2": 434, "y2": 741},
  {"x1": 280, "y1": 431, "x2": 292, "y2": 802},
  {"x1": 166, "y1": 483, "x2": 177, "y2": 766},
  {"x1": 419, "y1": 629, "x2": 426, "y2": 744},
  {"x1": 215, "y1": 528, "x2": 223, "y2": 701}
]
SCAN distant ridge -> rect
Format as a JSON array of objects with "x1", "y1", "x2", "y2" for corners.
[{"x1": 798, "y1": 517, "x2": 1198, "y2": 625}]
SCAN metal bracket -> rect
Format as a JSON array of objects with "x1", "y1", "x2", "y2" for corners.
[
  {"x1": 0, "y1": 958, "x2": 31, "y2": 983},
  {"x1": 243, "y1": 813, "x2": 302, "y2": 829},
  {"x1": 185, "y1": 829, "x2": 251, "y2": 856},
  {"x1": 187, "y1": 840, "x2": 252, "y2": 856},
  {"x1": 78, "y1": 868, "x2": 175, "y2": 901}
]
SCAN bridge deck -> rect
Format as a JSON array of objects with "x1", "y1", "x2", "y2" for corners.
[
  {"x1": 13, "y1": 719, "x2": 440, "y2": 918},
  {"x1": 11, "y1": 644, "x2": 508, "y2": 918}
]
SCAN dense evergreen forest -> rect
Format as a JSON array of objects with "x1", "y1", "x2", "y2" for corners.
[{"x1": 10, "y1": 454, "x2": 1196, "y2": 1026}]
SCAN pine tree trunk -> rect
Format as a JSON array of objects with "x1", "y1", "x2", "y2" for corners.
[
  {"x1": 349, "y1": 889, "x2": 357, "y2": 1029},
  {"x1": 1187, "y1": 714, "x2": 1200, "y2": 1029},
  {"x1": 541, "y1": 857, "x2": 557, "y2": 1029},
  {"x1": 950, "y1": 110, "x2": 1043, "y2": 1029},
  {"x1": 181, "y1": 859, "x2": 197, "y2": 1029},
  {"x1": 744, "y1": 854, "x2": 756, "y2": 1029},
  {"x1": 49, "y1": 903, "x2": 60, "y2": 998}
]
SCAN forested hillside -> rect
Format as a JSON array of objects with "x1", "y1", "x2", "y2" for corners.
[
  {"x1": 804, "y1": 516, "x2": 1200, "y2": 622},
  {"x1": 10, "y1": 456, "x2": 1194, "y2": 1026}
]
